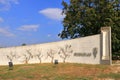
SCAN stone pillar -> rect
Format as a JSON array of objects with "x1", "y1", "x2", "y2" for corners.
[{"x1": 101, "y1": 27, "x2": 111, "y2": 64}]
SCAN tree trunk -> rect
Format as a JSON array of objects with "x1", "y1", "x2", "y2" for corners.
[
  {"x1": 51, "y1": 58, "x2": 53, "y2": 63},
  {"x1": 39, "y1": 58, "x2": 41, "y2": 63},
  {"x1": 63, "y1": 58, "x2": 65, "y2": 63}
]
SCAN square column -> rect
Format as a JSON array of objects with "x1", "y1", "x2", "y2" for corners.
[{"x1": 101, "y1": 27, "x2": 111, "y2": 64}]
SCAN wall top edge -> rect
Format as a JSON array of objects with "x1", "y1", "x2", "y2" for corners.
[
  {"x1": 0, "y1": 34, "x2": 101, "y2": 49},
  {"x1": 101, "y1": 27, "x2": 111, "y2": 31}
]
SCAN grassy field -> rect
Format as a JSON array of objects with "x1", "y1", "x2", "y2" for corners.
[{"x1": 0, "y1": 63, "x2": 120, "y2": 80}]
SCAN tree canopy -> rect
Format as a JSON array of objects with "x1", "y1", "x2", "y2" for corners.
[{"x1": 59, "y1": 0, "x2": 120, "y2": 58}]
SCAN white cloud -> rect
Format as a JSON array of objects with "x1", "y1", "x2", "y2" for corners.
[
  {"x1": 47, "y1": 34, "x2": 51, "y2": 37},
  {"x1": 0, "y1": 17, "x2": 4, "y2": 22},
  {"x1": 39, "y1": 8, "x2": 65, "y2": 21},
  {"x1": 18, "y1": 24, "x2": 39, "y2": 31},
  {"x1": 0, "y1": 27, "x2": 15, "y2": 37},
  {"x1": 11, "y1": 0, "x2": 19, "y2": 4},
  {"x1": 0, "y1": 0, "x2": 19, "y2": 11}
]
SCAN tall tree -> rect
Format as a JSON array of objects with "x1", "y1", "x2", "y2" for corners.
[{"x1": 59, "y1": 0, "x2": 120, "y2": 58}]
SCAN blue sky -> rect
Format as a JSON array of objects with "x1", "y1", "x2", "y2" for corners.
[{"x1": 0, "y1": 0, "x2": 69, "y2": 47}]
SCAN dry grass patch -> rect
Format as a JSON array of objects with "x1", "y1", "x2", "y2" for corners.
[{"x1": 0, "y1": 63, "x2": 120, "y2": 80}]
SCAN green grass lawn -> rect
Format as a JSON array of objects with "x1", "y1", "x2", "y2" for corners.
[{"x1": 0, "y1": 63, "x2": 120, "y2": 80}]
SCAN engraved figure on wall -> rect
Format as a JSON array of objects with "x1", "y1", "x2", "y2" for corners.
[
  {"x1": 34, "y1": 49, "x2": 43, "y2": 63},
  {"x1": 58, "y1": 44, "x2": 73, "y2": 63},
  {"x1": 46, "y1": 49, "x2": 56, "y2": 63},
  {"x1": 21, "y1": 49, "x2": 33, "y2": 64},
  {"x1": 6, "y1": 51, "x2": 16, "y2": 62},
  {"x1": 93, "y1": 47, "x2": 98, "y2": 59}
]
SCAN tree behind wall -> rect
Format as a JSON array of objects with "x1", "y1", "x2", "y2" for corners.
[
  {"x1": 59, "y1": 0, "x2": 120, "y2": 59},
  {"x1": 21, "y1": 43, "x2": 26, "y2": 46}
]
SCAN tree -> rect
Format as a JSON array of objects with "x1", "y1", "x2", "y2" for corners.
[
  {"x1": 46, "y1": 49, "x2": 56, "y2": 63},
  {"x1": 35, "y1": 49, "x2": 43, "y2": 63},
  {"x1": 58, "y1": 44, "x2": 73, "y2": 63},
  {"x1": 21, "y1": 43, "x2": 26, "y2": 46},
  {"x1": 6, "y1": 52, "x2": 16, "y2": 62},
  {"x1": 59, "y1": 0, "x2": 120, "y2": 59},
  {"x1": 22, "y1": 49, "x2": 33, "y2": 64}
]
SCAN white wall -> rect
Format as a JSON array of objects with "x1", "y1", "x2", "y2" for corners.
[{"x1": 0, "y1": 34, "x2": 102, "y2": 65}]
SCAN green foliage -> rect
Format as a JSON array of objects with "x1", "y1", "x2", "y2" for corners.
[
  {"x1": 112, "y1": 52, "x2": 120, "y2": 60},
  {"x1": 59, "y1": 0, "x2": 120, "y2": 58},
  {"x1": 98, "y1": 73, "x2": 120, "y2": 79},
  {"x1": 21, "y1": 43, "x2": 26, "y2": 46}
]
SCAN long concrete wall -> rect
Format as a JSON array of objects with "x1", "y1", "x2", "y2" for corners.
[{"x1": 0, "y1": 27, "x2": 111, "y2": 65}]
